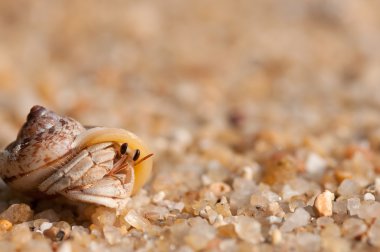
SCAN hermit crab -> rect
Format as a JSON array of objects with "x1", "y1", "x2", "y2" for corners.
[{"x1": 0, "y1": 105, "x2": 153, "y2": 208}]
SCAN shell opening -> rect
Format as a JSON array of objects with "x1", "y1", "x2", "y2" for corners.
[{"x1": 72, "y1": 127, "x2": 153, "y2": 194}]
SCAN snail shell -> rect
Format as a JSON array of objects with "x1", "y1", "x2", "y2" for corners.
[{"x1": 0, "y1": 106, "x2": 153, "y2": 208}]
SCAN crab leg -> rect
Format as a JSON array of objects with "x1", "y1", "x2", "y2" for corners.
[
  {"x1": 39, "y1": 142, "x2": 115, "y2": 194},
  {"x1": 61, "y1": 173, "x2": 134, "y2": 208}
]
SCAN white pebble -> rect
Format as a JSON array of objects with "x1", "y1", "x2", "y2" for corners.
[
  {"x1": 364, "y1": 193, "x2": 375, "y2": 201},
  {"x1": 152, "y1": 191, "x2": 166, "y2": 203},
  {"x1": 124, "y1": 210, "x2": 151, "y2": 231},
  {"x1": 280, "y1": 208, "x2": 310, "y2": 232},
  {"x1": 234, "y1": 216, "x2": 263, "y2": 244},
  {"x1": 337, "y1": 179, "x2": 360, "y2": 197},
  {"x1": 347, "y1": 198, "x2": 361, "y2": 216},
  {"x1": 201, "y1": 175, "x2": 212, "y2": 185},
  {"x1": 39, "y1": 222, "x2": 53, "y2": 233},
  {"x1": 242, "y1": 166, "x2": 254, "y2": 180},
  {"x1": 242, "y1": 164, "x2": 260, "y2": 180},
  {"x1": 57, "y1": 242, "x2": 72, "y2": 252},
  {"x1": 267, "y1": 216, "x2": 283, "y2": 224},
  {"x1": 282, "y1": 185, "x2": 301, "y2": 201},
  {"x1": 305, "y1": 153, "x2": 327, "y2": 177}
]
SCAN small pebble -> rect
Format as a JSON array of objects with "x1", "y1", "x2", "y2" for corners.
[
  {"x1": 185, "y1": 218, "x2": 216, "y2": 250},
  {"x1": 40, "y1": 222, "x2": 53, "y2": 233},
  {"x1": 219, "y1": 239, "x2": 237, "y2": 251},
  {"x1": 368, "y1": 219, "x2": 380, "y2": 248},
  {"x1": 21, "y1": 239, "x2": 52, "y2": 252},
  {"x1": 234, "y1": 216, "x2": 263, "y2": 244},
  {"x1": 347, "y1": 198, "x2": 361, "y2": 216},
  {"x1": 316, "y1": 216, "x2": 334, "y2": 228},
  {"x1": 103, "y1": 225, "x2": 122, "y2": 245},
  {"x1": 124, "y1": 209, "x2": 151, "y2": 231},
  {"x1": 333, "y1": 200, "x2": 348, "y2": 215},
  {"x1": 321, "y1": 223, "x2": 341, "y2": 238},
  {"x1": 0, "y1": 219, "x2": 12, "y2": 231},
  {"x1": 217, "y1": 224, "x2": 237, "y2": 238},
  {"x1": 199, "y1": 206, "x2": 218, "y2": 224},
  {"x1": 268, "y1": 202, "x2": 284, "y2": 217},
  {"x1": 314, "y1": 190, "x2": 334, "y2": 217},
  {"x1": 262, "y1": 152, "x2": 298, "y2": 185},
  {"x1": 11, "y1": 223, "x2": 32, "y2": 244},
  {"x1": 209, "y1": 182, "x2": 231, "y2": 197},
  {"x1": 271, "y1": 228, "x2": 282, "y2": 245},
  {"x1": 43, "y1": 221, "x2": 71, "y2": 241},
  {"x1": 358, "y1": 201, "x2": 380, "y2": 220},
  {"x1": 280, "y1": 208, "x2": 310, "y2": 232},
  {"x1": 57, "y1": 242, "x2": 72, "y2": 252},
  {"x1": 305, "y1": 153, "x2": 327, "y2": 178},
  {"x1": 242, "y1": 166, "x2": 255, "y2": 180},
  {"x1": 152, "y1": 191, "x2": 166, "y2": 203},
  {"x1": 334, "y1": 170, "x2": 353, "y2": 184},
  {"x1": 91, "y1": 207, "x2": 116, "y2": 227},
  {"x1": 337, "y1": 179, "x2": 360, "y2": 197},
  {"x1": 267, "y1": 216, "x2": 282, "y2": 224},
  {"x1": 0, "y1": 204, "x2": 33, "y2": 224},
  {"x1": 250, "y1": 194, "x2": 269, "y2": 210},
  {"x1": 296, "y1": 232, "x2": 321, "y2": 252},
  {"x1": 342, "y1": 218, "x2": 367, "y2": 239},
  {"x1": 363, "y1": 192, "x2": 375, "y2": 201}
]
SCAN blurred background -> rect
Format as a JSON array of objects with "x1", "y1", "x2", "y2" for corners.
[{"x1": 0, "y1": 0, "x2": 380, "y2": 151}]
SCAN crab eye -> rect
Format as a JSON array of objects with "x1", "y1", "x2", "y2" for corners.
[
  {"x1": 133, "y1": 149, "x2": 140, "y2": 161},
  {"x1": 120, "y1": 143, "x2": 128, "y2": 155}
]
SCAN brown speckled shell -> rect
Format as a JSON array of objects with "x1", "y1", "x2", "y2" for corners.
[{"x1": 1, "y1": 106, "x2": 85, "y2": 180}]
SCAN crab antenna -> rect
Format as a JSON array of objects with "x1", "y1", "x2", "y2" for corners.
[{"x1": 134, "y1": 153, "x2": 154, "y2": 166}]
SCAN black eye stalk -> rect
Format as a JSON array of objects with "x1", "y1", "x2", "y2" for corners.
[
  {"x1": 120, "y1": 143, "x2": 140, "y2": 161},
  {"x1": 120, "y1": 143, "x2": 128, "y2": 155},
  {"x1": 133, "y1": 149, "x2": 140, "y2": 161}
]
